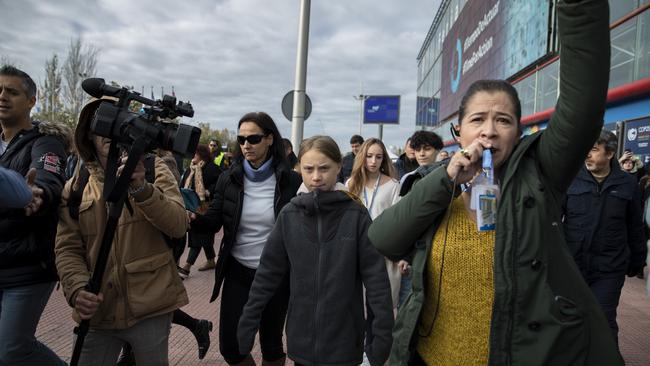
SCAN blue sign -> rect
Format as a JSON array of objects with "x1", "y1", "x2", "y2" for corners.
[
  {"x1": 623, "y1": 117, "x2": 650, "y2": 156},
  {"x1": 364, "y1": 95, "x2": 400, "y2": 124}
]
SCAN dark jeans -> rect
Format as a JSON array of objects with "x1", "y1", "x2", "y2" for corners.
[
  {"x1": 587, "y1": 273, "x2": 626, "y2": 342},
  {"x1": 398, "y1": 274, "x2": 412, "y2": 308},
  {"x1": 219, "y1": 256, "x2": 288, "y2": 364},
  {"x1": 187, "y1": 246, "x2": 216, "y2": 265},
  {"x1": 0, "y1": 282, "x2": 67, "y2": 365},
  {"x1": 186, "y1": 231, "x2": 216, "y2": 265}
]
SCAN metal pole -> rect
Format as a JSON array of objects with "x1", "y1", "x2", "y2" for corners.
[
  {"x1": 359, "y1": 97, "x2": 364, "y2": 134},
  {"x1": 379, "y1": 123, "x2": 383, "y2": 141},
  {"x1": 291, "y1": 0, "x2": 311, "y2": 152},
  {"x1": 354, "y1": 94, "x2": 366, "y2": 135}
]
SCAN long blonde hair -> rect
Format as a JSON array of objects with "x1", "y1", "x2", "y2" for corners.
[{"x1": 347, "y1": 138, "x2": 396, "y2": 197}]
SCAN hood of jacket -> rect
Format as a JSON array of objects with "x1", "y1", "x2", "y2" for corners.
[
  {"x1": 74, "y1": 98, "x2": 117, "y2": 163},
  {"x1": 291, "y1": 188, "x2": 361, "y2": 216},
  {"x1": 35, "y1": 120, "x2": 73, "y2": 152}
]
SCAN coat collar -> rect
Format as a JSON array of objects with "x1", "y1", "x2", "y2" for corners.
[{"x1": 574, "y1": 158, "x2": 629, "y2": 190}]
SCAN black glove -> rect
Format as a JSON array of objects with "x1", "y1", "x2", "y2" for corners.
[{"x1": 627, "y1": 262, "x2": 646, "y2": 277}]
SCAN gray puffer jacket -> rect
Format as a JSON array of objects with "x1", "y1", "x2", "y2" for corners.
[{"x1": 237, "y1": 189, "x2": 393, "y2": 366}]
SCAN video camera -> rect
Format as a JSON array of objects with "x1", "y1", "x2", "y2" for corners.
[{"x1": 81, "y1": 78, "x2": 200, "y2": 158}]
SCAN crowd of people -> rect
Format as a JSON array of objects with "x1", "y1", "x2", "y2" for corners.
[{"x1": 1, "y1": 1, "x2": 648, "y2": 365}]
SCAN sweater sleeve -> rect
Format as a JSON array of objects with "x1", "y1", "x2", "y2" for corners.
[
  {"x1": 358, "y1": 211, "x2": 394, "y2": 366},
  {"x1": 535, "y1": 0, "x2": 611, "y2": 193},
  {"x1": 0, "y1": 167, "x2": 32, "y2": 208},
  {"x1": 369, "y1": 166, "x2": 456, "y2": 261},
  {"x1": 237, "y1": 211, "x2": 290, "y2": 354}
]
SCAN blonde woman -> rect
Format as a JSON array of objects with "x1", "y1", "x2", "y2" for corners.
[{"x1": 346, "y1": 138, "x2": 401, "y2": 361}]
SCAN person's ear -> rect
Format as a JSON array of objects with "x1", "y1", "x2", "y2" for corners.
[{"x1": 28, "y1": 95, "x2": 36, "y2": 109}]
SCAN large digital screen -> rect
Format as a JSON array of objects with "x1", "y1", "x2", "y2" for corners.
[
  {"x1": 439, "y1": 0, "x2": 550, "y2": 119},
  {"x1": 364, "y1": 95, "x2": 400, "y2": 124}
]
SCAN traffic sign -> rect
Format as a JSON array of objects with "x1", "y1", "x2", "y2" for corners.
[{"x1": 282, "y1": 90, "x2": 312, "y2": 122}]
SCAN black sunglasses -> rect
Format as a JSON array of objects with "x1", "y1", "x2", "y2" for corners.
[{"x1": 237, "y1": 134, "x2": 266, "y2": 145}]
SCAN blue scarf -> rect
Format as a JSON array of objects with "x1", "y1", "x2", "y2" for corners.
[{"x1": 243, "y1": 156, "x2": 275, "y2": 182}]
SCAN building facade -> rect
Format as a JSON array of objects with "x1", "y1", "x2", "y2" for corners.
[{"x1": 416, "y1": 0, "x2": 650, "y2": 158}]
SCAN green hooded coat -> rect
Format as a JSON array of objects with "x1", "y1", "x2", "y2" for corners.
[{"x1": 368, "y1": 0, "x2": 624, "y2": 365}]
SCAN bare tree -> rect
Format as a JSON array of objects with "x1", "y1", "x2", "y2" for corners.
[
  {"x1": 0, "y1": 55, "x2": 18, "y2": 67},
  {"x1": 40, "y1": 54, "x2": 63, "y2": 119},
  {"x1": 63, "y1": 37, "x2": 99, "y2": 119}
]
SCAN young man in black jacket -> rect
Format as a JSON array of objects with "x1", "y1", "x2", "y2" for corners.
[
  {"x1": 337, "y1": 134, "x2": 363, "y2": 183},
  {"x1": 563, "y1": 130, "x2": 647, "y2": 342},
  {"x1": 0, "y1": 65, "x2": 69, "y2": 365}
]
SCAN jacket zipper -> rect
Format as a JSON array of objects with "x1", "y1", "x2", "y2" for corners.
[
  {"x1": 313, "y1": 191, "x2": 322, "y2": 362},
  {"x1": 232, "y1": 189, "x2": 244, "y2": 248},
  {"x1": 274, "y1": 172, "x2": 282, "y2": 217}
]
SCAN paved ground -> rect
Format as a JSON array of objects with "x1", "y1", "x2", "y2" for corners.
[{"x1": 37, "y1": 239, "x2": 650, "y2": 365}]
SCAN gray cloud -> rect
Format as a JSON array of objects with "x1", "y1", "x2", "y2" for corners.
[{"x1": 0, "y1": 0, "x2": 440, "y2": 152}]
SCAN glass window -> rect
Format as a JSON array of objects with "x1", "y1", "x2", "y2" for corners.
[
  {"x1": 637, "y1": 8, "x2": 650, "y2": 80},
  {"x1": 433, "y1": 57, "x2": 442, "y2": 95},
  {"x1": 515, "y1": 74, "x2": 536, "y2": 117},
  {"x1": 535, "y1": 60, "x2": 560, "y2": 112},
  {"x1": 609, "y1": 0, "x2": 637, "y2": 24},
  {"x1": 610, "y1": 17, "x2": 637, "y2": 88}
]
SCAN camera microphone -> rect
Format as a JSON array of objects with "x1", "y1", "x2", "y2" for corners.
[{"x1": 81, "y1": 78, "x2": 121, "y2": 98}]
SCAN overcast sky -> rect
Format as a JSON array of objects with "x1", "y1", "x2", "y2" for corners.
[{"x1": 0, "y1": 0, "x2": 441, "y2": 153}]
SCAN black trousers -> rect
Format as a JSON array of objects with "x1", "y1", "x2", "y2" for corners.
[
  {"x1": 587, "y1": 273, "x2": 626, "y2": 342},
  {"x1": 186, "y1": 230, "x2": 216, "y2": 265},
  {"x1": 219, "y1": 256, "x2": 289, "y2": 364},
  {"x1": 187, "y1": 245, "x2": 216, "y2": 264}
]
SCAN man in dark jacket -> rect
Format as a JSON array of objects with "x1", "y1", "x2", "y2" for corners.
[
  {"x1": 563, "y1": 130, "x2": 647, "y2": 341},
  {"x1": 393, "y1": 138, "x2": 418, "y2": 179},
  {"x1": 337, "y1": 134, "x2": 363, "y2": 183},
  {"x1": 0, "y1": 65, "x2": 68, "y2": 365}
]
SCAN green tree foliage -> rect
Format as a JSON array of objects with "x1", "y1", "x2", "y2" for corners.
[{"x1": 197, "y1": 122, "x2": 237, "y2": 152}]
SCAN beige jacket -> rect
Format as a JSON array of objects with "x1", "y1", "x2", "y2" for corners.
[{"x1": 55, "y1": 158, "x2": 189, "y2": 329}]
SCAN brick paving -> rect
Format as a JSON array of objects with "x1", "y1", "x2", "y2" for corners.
[{"x1": 37, "y1": 238, "x2": 650, "y2": 365}]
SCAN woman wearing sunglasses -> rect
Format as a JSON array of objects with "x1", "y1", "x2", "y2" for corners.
[{"x1": 190, "y1": 111, "x2": 301, "y2": 366}]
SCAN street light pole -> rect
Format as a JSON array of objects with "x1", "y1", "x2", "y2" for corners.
[
  {"x1": 353, "y1": 94, "x2": 368, "y2": 135},
  {"x1": 291, "y1": 0, "x2": 311, "y2": 151}
]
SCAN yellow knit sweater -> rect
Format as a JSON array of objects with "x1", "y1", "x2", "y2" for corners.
[{"x1": 416, "y1": 197, "x2": 495, "y2": 365}]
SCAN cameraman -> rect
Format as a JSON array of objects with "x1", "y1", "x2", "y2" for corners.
[{"x1": 55, "y1": 99, "x2": 189, "y2": 365}]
